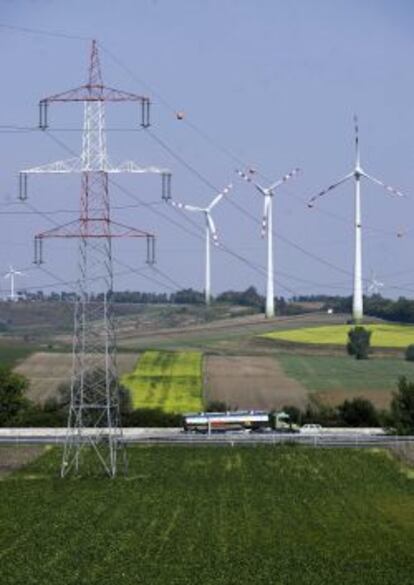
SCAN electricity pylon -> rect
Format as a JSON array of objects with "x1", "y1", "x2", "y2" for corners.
[{"x1": 20, "y1": 40, "x2": 170, "y2": 477}]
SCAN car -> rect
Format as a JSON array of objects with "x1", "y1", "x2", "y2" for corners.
[{"x1": 300, "y1": 424, "x2": 323, "y2": 434}]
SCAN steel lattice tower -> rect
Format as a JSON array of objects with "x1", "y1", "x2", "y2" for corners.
[{"x1": 20, "y1": 41, "x2": 171, "y2": 477}]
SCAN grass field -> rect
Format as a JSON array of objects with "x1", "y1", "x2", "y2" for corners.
[
  {"x1": 276, "y1": 354, "x2": 414, "y2": 408},
  {"x1": 278, "y1": 354, "x2": 414, "y2": 393},
  {"x1": 0, "y1": 342, "x2": 35, "y2": 368},
  {"x1": 263, "y1": 323, "x2": 414, "y2": 348},
  {"x1": 1, "y1": 445, "x2": 414, "y2": 584},
  {"x1": 122, "y1": 350, "x2": 203, "y2": 413}
]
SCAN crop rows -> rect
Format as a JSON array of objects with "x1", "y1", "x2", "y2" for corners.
[{"x1": 1, "y1": 445, "x2": 413, "y2": 584}]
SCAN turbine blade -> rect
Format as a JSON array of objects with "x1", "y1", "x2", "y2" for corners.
[
  {"x1": 268, "y1": 167, "x2": 301, "y2": 191},
  {"x1": 207, "y1": 183, "x2": 233, "y2": 211},
  {"x1": 206, "y1": 213, "x2": 218, "y2": 244},
  {"x1": 183, "y1": 205, "x2": 205, "y2": 212},
  {"x1": 307, "y1": 172, "x2": 353, "y2": 207},
  {"x1": 354, "y1": 114, "x2": 360, "y2": 167},
  {"x1": 170, "y1": 200, "x2": 204, "y2": 212},
  {"x1": 4, "y1": 273, "x2": 10, "y2": 279},
  {"x1": 362, "y1": 172, "x2": 405, "y2": 198},
  {"x1": 261, "y1": 196, "x2": 271, "y2": 237},
  {"x1": 235, "y1": 169, "x2": 266, "y2": 194}
]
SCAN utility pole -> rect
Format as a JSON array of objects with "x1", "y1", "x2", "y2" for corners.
[{"x1": 20, "y1": 40, "x2": 170, "y2": 477}]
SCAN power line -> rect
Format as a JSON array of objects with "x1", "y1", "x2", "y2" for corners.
[{"x1": 0, "y1": 22, "x2": 91, "y2": 41}]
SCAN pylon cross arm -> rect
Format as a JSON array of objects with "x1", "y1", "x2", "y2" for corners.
[
  {"x1": 35, "y1": 219, "x2": 155, "y2": 239},
  {"x1": 21, "y1": 159, "x2": 170, "y2": 175},
  {"x1": 106, "y1": 161, "x2": 170, "y2": 174},
  {"x1": 21, "y1": 157, "x2": 82, "y2": 174},
  {"x1": 41, "y1": 84, "x2": 150, "y2": 104}
]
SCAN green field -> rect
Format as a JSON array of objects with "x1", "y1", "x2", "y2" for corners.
[
  {"x1": 278, "y1": 354, "x2": 414, "y2": 392},
  {"x1": 0, "y1": 342, "x2": 34, "y2": 367},
  {"x1": 1, "y1": 445, "x2": 414, "y2": 584},
  {"x1": 263, "y1": 323, "x2": 414, "y2": 348},
  {"x1": 122, "y1": 350, "x2": 203, "y2": 413}
]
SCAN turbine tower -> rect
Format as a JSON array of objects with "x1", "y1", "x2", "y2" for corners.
[
  {"x1": 4, "y1": 266, "x2": 24, "y2": 301},
  {"x1": 170, "y1": 184, "x2": 232, "y2": 305},
  {"x1": 236, "y1": 168, "x2": 300, "y2": 318},
  {"x1": 308, "y1": 116, "x2": 405, "y2": 322},
  {"x1": 20, "y1": 41, "x2": 169, "y2": 477}
]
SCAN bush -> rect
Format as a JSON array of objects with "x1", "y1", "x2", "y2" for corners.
[
  {"x1": 347, "y1": 326, "x2": 372, "y2": 359},
  {"x1": 405, "y1": 345, "x2": 414, "y2": 361},
  {"x1": 390, "y1": 376, "x2": 414, "y2": 435},
  {"x1": 338, "y1": 398, "x2": 379, "y2": 427},
  {"x1": 206, "y1": 400, "x2": 230, "y2": 412},
  {"x1": 0, "y1": 366, "x2": 30, "y2": 426},
  {"x1": 123, "y1": 408, "x2": 182, "y2": 427}
]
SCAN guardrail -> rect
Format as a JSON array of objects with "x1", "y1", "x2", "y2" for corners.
[{"x1": 1, "y1": 429, "x2": 414, "y2": 448}]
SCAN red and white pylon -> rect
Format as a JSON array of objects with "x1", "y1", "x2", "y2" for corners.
[{"x1": 20, "y1": 41, "x2": 170, "y2": 478}]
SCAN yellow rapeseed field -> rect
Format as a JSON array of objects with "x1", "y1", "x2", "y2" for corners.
[
  {"x1": 122, "y1": 350, "x2": 203, "y2": 413},
  {"x1": 263, "y1": 323, "x2": 414, "y2": 348}
]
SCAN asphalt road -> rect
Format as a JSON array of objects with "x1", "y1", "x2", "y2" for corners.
[{"x1": 1, "y1": 428, "x2": 413, "y2": 448}]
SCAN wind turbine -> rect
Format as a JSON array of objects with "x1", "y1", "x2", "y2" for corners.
[
  {"x1": 236, "y1": 167, "x2": 300, "y2": 318},
  {"x1": 4, "y1": 266, "x2": 25, "y2": 302},
  {"x1": 170, "y1": 184, "x2": 232, "y2": 305},
  {"x1": 308, "y1": 116, "x2": 405, "y2": 322},
  {"x1": 367, "y1": 270, "x2": 384, "y2": 296}
]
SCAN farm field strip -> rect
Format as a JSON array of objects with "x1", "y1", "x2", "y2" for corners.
[
  {"x1": 122, "y1": 350, "x2": 203, "y2": 413},
  {"x1": 0, "y1": 446, "x2": 413, "y2": 585},
  {"x1": 15, "y1": 352, "x2": 138, "y2": 404},
  {"x1": 263, "y1": 323, "x2": 414, "y2": 348},
  {"x1": 205, "y1": 355, "x2": 307, "y2": 410},
  {"x1": 276, "y1": 354, "x2": 414, "y2": 408}
]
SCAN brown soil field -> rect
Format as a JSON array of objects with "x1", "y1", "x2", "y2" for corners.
[
  {"x1": 314, "y1": 389, "x2": 393, "y2": 410},
  {"x1": 0, "y1": 446, "x2": 45, "y2": 478},
  {"x1": 15, "y1": 352, "x2": 138, "y2": 404},
  {"x1": 204, "y1": 355, "x2": 308, "y2": 410}
]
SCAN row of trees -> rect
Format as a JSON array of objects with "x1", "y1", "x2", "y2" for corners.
[
  {"x1": 1, "y1": 366, "x2": 414, "y2": 434},
  {"x1": 9, "y1": 286, "x2": 305, "y2": 314},
  {"x1": 293, "y1": 293, "x2": 414, "y2": 324},
  {"x1": 283, "y1": 377, "x2": 414, "y2": 434}
]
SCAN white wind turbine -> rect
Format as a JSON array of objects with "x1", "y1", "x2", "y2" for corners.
[
  {"x1": 170, "y1": 184, "x2": 232, "y2": 305},
  {"x1": 308, "y1": 116, "x2": 405, "y2": 322},
  {"x1": 4, "y1": 266, "x2": 25, "y2": 302},
  {"x1": 236, "y1": 167, "x2": 300, "y2": 318},
  {"x1": 367, "y1": 270, "x2": 384, "y2": 296}
]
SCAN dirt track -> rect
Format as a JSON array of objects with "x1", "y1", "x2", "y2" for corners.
[{"x1": 204, "y1": 355, "x2": 308, "y2": 410}]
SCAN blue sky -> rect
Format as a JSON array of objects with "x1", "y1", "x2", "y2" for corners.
[{"x1": 1, "y1": 0, "x2": 414, "y2": 299}]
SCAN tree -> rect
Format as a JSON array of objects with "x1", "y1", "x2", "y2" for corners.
[
  {"x1": 0, "y1": 366, "x2": 29, "y2": 426},
  {"x1": 390, "y1": 376, "x2": 414, "y2": 435},
  {"x1": 347, "y1": 326, "x2": 372, "y2": 360},
  {"x1": 206, "y1": 400, "x2": 230, "y2": 412},
  {"x1": 338, "y1": 398, "x2": 379, "y2": 427},
  {"x1": 405, "y1": 344, "x2": 414, "y2": 362}
]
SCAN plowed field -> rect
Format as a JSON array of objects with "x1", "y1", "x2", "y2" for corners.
[{"x1": 205, "y1": 355, "x2": 307, "y2": 410}]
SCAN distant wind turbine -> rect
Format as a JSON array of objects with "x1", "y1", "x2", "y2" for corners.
[
  {"x1": 170, "y1": 184, "x2": 232, "y2": 305},
  {"x1": 308, "y1": 116, "x2": 405, "y2": 322},
  {"x1": 236, "y1": 167, "x2": 300, "y2": 318},
  {"x1": 4, "y1": 266, "x2": 25, "y2": 301},
  {"x1": 367, "y1": 271, "x2": 384, "y2": 296}
]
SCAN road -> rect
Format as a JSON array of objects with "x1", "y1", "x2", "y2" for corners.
[{"x1": 1, "y1": 428, "x2": 413, "y2": 448}]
